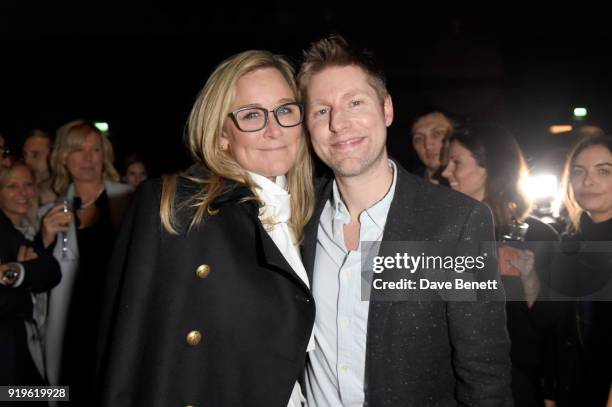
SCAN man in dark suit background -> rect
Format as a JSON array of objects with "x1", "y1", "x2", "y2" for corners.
[{"x1": 298, "y1": 35, "x2": 512, "y2": 406}]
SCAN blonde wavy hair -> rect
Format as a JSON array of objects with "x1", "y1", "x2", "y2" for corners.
[
  {"x1": 160, "y1": 50, "x2": 314, "y2": 241},
  {"x1": 50, "y1": 120, "x2": 120, "y2": 195}
]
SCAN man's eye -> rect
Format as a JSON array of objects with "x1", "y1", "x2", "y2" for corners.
[
  {"x1": 598, "y1": 168, "x2": 610, "y2": 176},
  {"x1": 350, "y1": 100, "x2": 362, "y2": 107},
  {"x1": 314, "y1": 108, "x2": 328, "y2": 117}
]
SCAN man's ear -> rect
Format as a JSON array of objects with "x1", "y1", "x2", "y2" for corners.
[{"x1": 384, "y1": 94, "x2": 394, "y2": 127}]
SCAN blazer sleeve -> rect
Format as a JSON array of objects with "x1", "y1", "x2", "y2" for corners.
[
  {"x1": 95, "y1": 180, "x2": 162, "y2": 405},
  {"x1": 0, "y1": 220, "x2": 61, "y2": 317},
  {"x1": 447, "y1": 202, "x2": 513, "y2": 407},
  {"x1": 19, "y1": 251, "x2": 62, "y2": 293}
]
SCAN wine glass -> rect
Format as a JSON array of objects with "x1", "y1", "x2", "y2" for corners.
[{"x1": 54, "y1": 197, "x2": 74, "y2": 259}]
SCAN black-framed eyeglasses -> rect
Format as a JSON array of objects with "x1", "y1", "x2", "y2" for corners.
[{"x1": 229, "y1": 102, "x2": 304, "y2": 132}]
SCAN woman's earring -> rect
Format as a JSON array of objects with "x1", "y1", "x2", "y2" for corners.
[{"x1": 220, "y1": 144, "x2": 228, "y2": 151}]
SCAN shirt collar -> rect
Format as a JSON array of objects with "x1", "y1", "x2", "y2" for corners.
[{"x1": 329, "y1": 159, "x2": 397, "y2": 230}]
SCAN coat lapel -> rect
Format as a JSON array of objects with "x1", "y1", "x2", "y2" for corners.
[
  {"x1": 216, "y1": 179, "x2": 311, "y2": 293},
  {"x1": 254, "y1": 219, "x2": 311, "y2": 293}
]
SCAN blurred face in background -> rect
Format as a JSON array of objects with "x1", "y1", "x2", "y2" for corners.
[
  {"x1": 570, "y1": 144, "x2": 612, "y2": 222},
  {"x1": 412, "y1": 112, "x2": 452, "y2": 173},
  {"x1": 0, "y1": 134, "x2": 14, "y2": 168},
  {"x1": 442, "y1": 140, "x2": 487, "y2": 201},
  {"x1": 23, "y1": 135, "x2": 52, "y2": 180},
  {"x1": 0, "y1": 165, "x2": 36, "y2": 224},
  {"x1": 125, "y1": 161, "x2": 148, "y2": 188},
  {"x1": 65, "y1": 132, "x2": 104, "y2": 184}
]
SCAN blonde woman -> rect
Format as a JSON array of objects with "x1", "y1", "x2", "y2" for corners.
[
  {"x1": 0, "y1": 162, "x2": 60, "y2": 386},
  {"x1": 97, "y1": 50, "x2": 315, "y2": 407},
  {"x1": 41, "y1": 120, "x2": 132, "y2": 402}
]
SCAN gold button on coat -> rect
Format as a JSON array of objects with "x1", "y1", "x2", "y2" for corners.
[
  {"x1": 196, "y1": 264, "x2": 211, "y2": 279},
  {"x1": 186, "y1": 330, "x2": 202, "y2": 346}
]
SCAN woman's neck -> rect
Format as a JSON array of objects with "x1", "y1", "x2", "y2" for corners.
[
  {"x1": 3, "y1": 210, "x2": 23, "y2": 226},
  {"x1": 75, "y1": 180, "x2": 105, "y2": 201},
  {"x1": 588, "y1": 210, "x2": 612, "y2": 224}
]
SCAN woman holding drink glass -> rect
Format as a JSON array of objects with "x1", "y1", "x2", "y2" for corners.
[{"x1": 40, "y1": 120, "x2": 132, "y2": 402}]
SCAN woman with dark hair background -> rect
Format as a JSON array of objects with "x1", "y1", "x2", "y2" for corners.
[
  {"x1": 121, "y1": 153, "x2": 148, "y2": 189},
  {"x1": 442, "y1": 123, "x2": 559, "y2": 406}
]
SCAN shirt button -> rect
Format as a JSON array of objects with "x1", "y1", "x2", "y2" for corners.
[
  {"x1": 344, "y1": 270, "x2": 352, "y2": 278},
  {"x1": 340, "y1": 319, "x2": 349, "y2": 327},
  {"x1": 340, "y1": 364, "x2": 349, "y2": 372}
]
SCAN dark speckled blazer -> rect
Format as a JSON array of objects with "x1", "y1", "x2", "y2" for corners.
[{"x1": 302, "y1": 161, "x2": 513, "y2": 407}]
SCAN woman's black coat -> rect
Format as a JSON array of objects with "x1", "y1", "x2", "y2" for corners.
[{"x1": 96, "y1": 176, "x2": 315, "y2": 407}]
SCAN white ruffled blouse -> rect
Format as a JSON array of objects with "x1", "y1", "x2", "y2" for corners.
[{"x1": 248, "y1": 172, "x2": 314, "y2": 407}]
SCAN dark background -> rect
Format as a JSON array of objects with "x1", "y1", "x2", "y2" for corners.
[{"x1": 2, "y1": 1, "x2": 611, "y2": 177}]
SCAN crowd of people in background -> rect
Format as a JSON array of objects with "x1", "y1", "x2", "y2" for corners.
[{"x1": 1, "y1": 34, "x2": 611, "y2": 407}]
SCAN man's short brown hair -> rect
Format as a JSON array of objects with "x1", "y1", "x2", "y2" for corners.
[{"x1": 298, "y1": 34, "x2": 388, "y2": 103}]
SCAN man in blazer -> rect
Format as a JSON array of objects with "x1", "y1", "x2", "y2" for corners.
[{"x1": 298, "y1": 35, "x2": 512, "y2": 406}]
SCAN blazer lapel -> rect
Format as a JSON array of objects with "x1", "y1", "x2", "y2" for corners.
[
  {"x1": 381, "y1": 162, "x2": 419, "y2": 242},
  {"x1": 301, "y1": 176, "x2": 334, "y2": 284},
  {"x1": 365, "y1": 161, "x2": 422, "y2": 401}
]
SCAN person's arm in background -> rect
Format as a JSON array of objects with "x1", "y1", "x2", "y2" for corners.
[{"x1": 1, "y1": 242, "x2": 61, "y2": 316}]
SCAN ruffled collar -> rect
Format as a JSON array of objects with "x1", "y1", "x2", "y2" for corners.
[{"x1": 248, "y1": 172, "x2": 291, "y2": 223}]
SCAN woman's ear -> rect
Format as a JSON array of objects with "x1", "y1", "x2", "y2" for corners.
[{"x1": 220, "y1": 129, "x2": 230, "y2": 151}]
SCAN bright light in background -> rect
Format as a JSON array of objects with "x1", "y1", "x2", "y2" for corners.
[
  {"x1": 94, "y1": 122, "x2": 109, "y2": 133},
  {"x1": 573, "y1": 107, "x2": 587, "y2": 117},
  {"x1": 549, "y1": 125, "x2": 573, "y2": 134},
  {"x1": 522, "y1": 174, "x2": 559, "y2": 200}
]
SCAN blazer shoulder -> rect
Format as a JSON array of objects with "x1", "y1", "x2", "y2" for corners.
[{"x1": 396, "y1": 162, "x2": 483, "y2": 213}]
